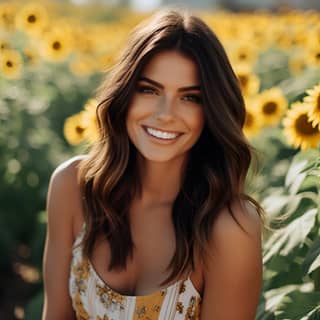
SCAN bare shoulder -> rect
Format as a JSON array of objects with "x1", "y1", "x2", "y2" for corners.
[
  {"x1": 212, "y1": 199, "x2": 262, "y2": 243},
  {"x1": 199, "y1": 199, "x2": 263, "y2": 319},
  {"x1": 51, "y1": 154, "x2": 87, "y2": 182},
  {"x1": 42, "y1": 154, "x2": 88, "y2": 319},
  {"x1": 49, "y1": 154, "x2": 88, "y2": 202},
  {"x1": 48, "y1": 154, "x2": 88, "y2": 237}
]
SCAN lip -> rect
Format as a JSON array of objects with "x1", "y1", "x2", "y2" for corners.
[{"x1": 141, "y1": 125, "x2": 184, "y2": 144}]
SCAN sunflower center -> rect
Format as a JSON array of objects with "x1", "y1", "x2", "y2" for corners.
[
  {"x1": 28, "y1": 15, "x2": 36, "y2": 23},
  {"x1": 262, "y1": 101, "x2": 277, "y2": 114},
  {"x1": 26, "y1": 54, "x2": 34, "y2": 62},
  {"x1": 295, "y1": 114, "x2": 319, "y2": 135},
  {"x1": 317, "y1": 93, "x2": 320, "y2": 110},
  {"x1": 316, "y1": 53, "x2": 320, "y2": 61},
  {"x1": 239, "y1": 53, "x2": 247, "y2": 60},
  {"x1": 245, "y1": 112, "x2": 253, "y2": 127},
  {"x1": 76, "y1": 126, "x2": 85, "y2": 134},
  {"x1": 238, "y1": 75, "x2": 248, "y2": 88},
  {"x1": 6, "y1": 61, "x2": 13, "y2": 68},
  {"x1": 52, "y1": 41, "x2": 61, "y2": 50},
  {"x1": 1, "y1": 43, "x2": 9, "y2": 50}
]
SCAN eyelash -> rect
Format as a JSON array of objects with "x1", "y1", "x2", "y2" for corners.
[
  {"x1": 184, "y1": 95, "x2": 202, "y2": 104},
  {"x1": 137, "y1": 85, "x2": 156, "y2": 94},
  {"x1": 136, "y1": 85, "x2": 202, "y2": 104}
]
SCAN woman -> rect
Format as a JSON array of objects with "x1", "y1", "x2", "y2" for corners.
[{"x1": 42, "y1": 7, "x2": 266, "y2": 320}]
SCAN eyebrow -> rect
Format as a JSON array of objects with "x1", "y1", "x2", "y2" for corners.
[{"x1": 138, "y1": 76, "x2": 201, "y2": 92}]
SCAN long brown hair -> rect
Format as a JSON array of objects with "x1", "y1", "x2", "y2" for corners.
[{"x1": 77, "y1": 7, "x2": 267, "y2": 286}]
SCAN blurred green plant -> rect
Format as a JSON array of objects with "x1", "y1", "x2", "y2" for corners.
[
  {"x1": 0, "y1": 42, "x2": 99, "y2": 319},
  {"x1": 253, "y1": 149, "x2": 320, "y2": 319}
]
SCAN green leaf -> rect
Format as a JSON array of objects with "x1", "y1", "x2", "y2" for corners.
[
  {"x1": 307, "y1": 305, "x2": 320, "y2": 319},
  {"x1": 285, "y1": 158, "x2": 308, "y2": 195},
  {"x1": 263, "y1": 209, "x2": 317, "y2": 263},
  {"x1": 275, "y1": 290, "x2": 320, "y2": 320},
  {"x1": 25, "y1": 290, "x2": 44, "y2": 320},
  {"x1": 262, "y1": 285, "x2": 300, "y2": 314},
  {"x1": 262, "y1": 193, "x2": 290, "y2": 218},
  {"x1": 302, "y1": 237, "x2": 320, "y2": 275}
]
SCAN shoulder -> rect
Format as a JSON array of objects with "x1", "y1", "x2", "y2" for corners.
[
  {"x1": 50, "y1": 154, "x2": 88, "y2": 183},
  {"x1": 206, "y1": 198, "x2": 263, "y2": 265},
  {"x1": 212, "y1": 199, "x2": 262, "y2": 244},
  {"x1": 47, "y1": 154, "x2": 88, "y2": 234},
  {"x1": 200, "y1": 199, "x2": 263, "y2": 319}
]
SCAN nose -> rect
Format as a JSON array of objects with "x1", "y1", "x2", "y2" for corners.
[{"x1": 155, "y1": 95, "x2": 175, "y2": 122}]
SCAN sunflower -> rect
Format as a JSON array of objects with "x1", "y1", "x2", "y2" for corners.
[
  {"x1": 69, "y1": 54, "x2": 96, "y2": 77},
  {"x1": 41, "y1": 28, "x2": 73, "y2": 62},
  {"x1": 0, "y1": 2, "x2": 17, "y2": 31},
  {"x1": 243, "y1": 97, "x2": 263, "y2": 138},
  {"x1": 288, "y1": 50, "x2": 307, "y2": 75},
  {"x1": 0, "y1": 38, "x2": 11, "y2": 52},
  {"x1": 234, "y1": 63, "x2": 260, "y2": 97},
  {"x1": 307, "y1": 27, "x2": 320, "y2": 49},
  {"x1": 228, "y1": 43, "x2": 258, "y2": 66},
  {"x1": 307, "y1": 44, "x2": 320, "y2": 68},
  {"x1": 15, "y1": 2, "x2": 48, "y2": 36},
  {"x1": 95, "y1": 51, "x2": 117, "y2": 72},
  {"x1": 282, "y1": 102, "x2": 320, "y2": 150},
  {"x1": 72, "y1": 27, "x2": 95, "y2": 54},
  {"x1": 243, "y1": 108, "x2": 263, "y2": 139},
  {"x1": 23, "y1": 46, "x2": 41, "y2": 68},
  {"x1": 304, "y1": 83, "x2": 320, "y2": 128},
  {"x1": 63, "y1": 113, "x2": 87, "y2": 145},
  {"x1": 256, "y1": 87, "x2": 288, "y2": 126},
  {"x1": 0, "y1": 49, "x2": 23, "y2": 79},
  {"x1": 81, "y1": 98, "x2": 100, "y2": 144}
]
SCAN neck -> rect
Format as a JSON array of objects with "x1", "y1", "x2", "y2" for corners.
[{"x1": 136, "y1": 154, "x2": 188, "y2": 206}]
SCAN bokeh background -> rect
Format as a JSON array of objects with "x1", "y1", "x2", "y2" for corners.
[{"x1": 1, "y1": 0, "x2": 320, "y2": 319}]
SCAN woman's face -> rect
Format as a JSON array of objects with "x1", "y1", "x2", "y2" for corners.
[{"x1": 126, "y1": 50, "x2": 205, "y2": 163}]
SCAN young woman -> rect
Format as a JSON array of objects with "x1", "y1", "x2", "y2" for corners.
[{"x1": 42, "y1": 7, "x2": 266, "y2": 320}]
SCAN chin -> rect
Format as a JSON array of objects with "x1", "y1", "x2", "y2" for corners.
[{"x1": 138, "y1": 150, "x2": 186, "y2": 163}]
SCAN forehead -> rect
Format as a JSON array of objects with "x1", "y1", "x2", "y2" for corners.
[{"x1": 140, "y1": 50, "x2": 200, "y2": 86}]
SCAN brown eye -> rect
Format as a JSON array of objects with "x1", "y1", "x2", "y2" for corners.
[
  {"x1": 137, "y1": 85, "x2": 157, "y2": 94},
  {"x1": 183, "y1": 95, "x2": 202, "y2": 104}
]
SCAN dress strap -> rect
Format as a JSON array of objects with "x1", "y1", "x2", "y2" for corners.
[
  {"x1": 186, "y1": 269, "x2": 193, "y2": 280},
  {"x1": 72, "y1": 222, "x2": 86, "y2": 250}
]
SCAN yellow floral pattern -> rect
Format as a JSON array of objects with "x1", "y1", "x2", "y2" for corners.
[
  {"x1": 133, "y1": 290, "x2": 166, "y2": 320},
  {"x1": 74, "y1": 291, "x2": 90, "y2": 320},
  {"x1": 69, "y1": 224, "x2": 202, "y2": 319}
]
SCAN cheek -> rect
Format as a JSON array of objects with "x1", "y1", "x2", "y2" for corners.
[
  {"x1": 187, "y1": 108, "x2": 205, "y2": 132},
  {"x1": 127, "y1": 97, "x2": 151, "y2": 121}
]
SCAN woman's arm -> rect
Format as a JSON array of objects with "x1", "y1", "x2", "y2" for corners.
[
  {"x1": 200, "y1": 200, "x2": 263, "y2": 320},
  {"x1": 42, "y1": 159, "x2": 80, "y2": 320}
]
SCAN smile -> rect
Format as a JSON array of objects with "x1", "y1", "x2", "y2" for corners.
[{"x1": 142, "y1": 126, "x2": 183, "y2": 140}]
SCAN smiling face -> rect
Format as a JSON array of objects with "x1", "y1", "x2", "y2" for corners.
[{"x1": 126, "y1": 50, "x2": 205, "y2": 164}]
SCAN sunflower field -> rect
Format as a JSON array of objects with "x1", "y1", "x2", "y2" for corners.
[{"x1": 1, "y1": 0, "x2": 320, "y2": 319}]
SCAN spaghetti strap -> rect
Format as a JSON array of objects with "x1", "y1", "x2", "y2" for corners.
[{"x1": 187, "y1": 269, "x2": 193, "y2": 280}]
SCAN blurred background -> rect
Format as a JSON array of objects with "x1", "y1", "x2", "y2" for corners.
[{"x1": 1, "y1": 0, "x2": 320, "y2": 319}]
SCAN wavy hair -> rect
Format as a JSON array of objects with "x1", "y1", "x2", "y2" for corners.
[{"x1": 77, "y1": 7, "x2": 267, "y2": 286}]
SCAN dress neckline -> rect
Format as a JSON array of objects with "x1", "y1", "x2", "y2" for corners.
[
  {"x1": 73, "y1": 222, "x2": 201, "y2": 299},
  {"x1": 87, "y1": 257, "x2": 191, "y2": 298}
]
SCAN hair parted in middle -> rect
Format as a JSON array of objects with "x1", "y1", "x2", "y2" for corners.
[{"x1": 77, "y1": 6, "x2": 265, "y2": 286}]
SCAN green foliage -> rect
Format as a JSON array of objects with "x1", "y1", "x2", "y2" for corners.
[
  {"x1": 255, "y1": 148, "x2": 320, "y2": 318},
  {"x1": 24, "y1": 290, "x2": 43, "y2": 320},
  {"x1": 0, "y1": 31, "x2": 99, "y2": 313}
]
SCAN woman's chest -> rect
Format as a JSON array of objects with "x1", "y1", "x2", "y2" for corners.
[{"x1": 89, "y1": 205, "x2": 177, "y2": 295}]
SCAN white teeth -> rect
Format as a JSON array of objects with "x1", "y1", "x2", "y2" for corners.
[{"x1": 146, "y1": 127, "x2": 180, "y2": 139}]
